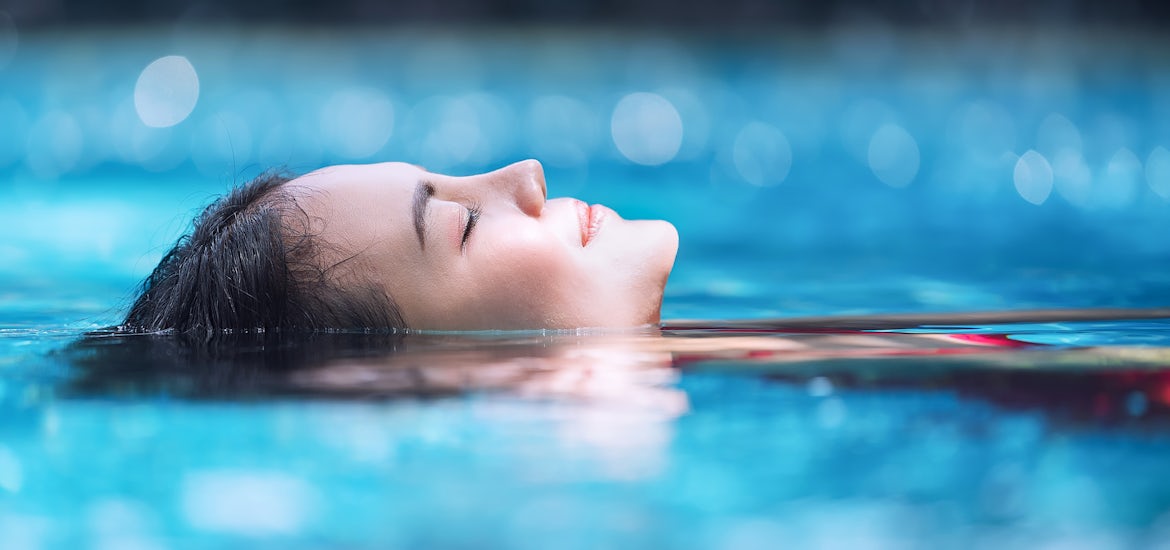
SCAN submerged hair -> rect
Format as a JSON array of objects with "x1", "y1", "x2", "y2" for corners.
[{"x1": 121, "y1": 172, "x2": 404, "y2": 334}]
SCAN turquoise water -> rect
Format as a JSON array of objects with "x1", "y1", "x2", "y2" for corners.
[
  {"x1": 3, "y1": 27, "x2": 1170, "y2": 547},
  {"x1": 4, "y1": 318, "x2": 1170, "y2": 547}
]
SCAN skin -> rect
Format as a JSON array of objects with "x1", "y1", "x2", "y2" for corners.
[{"x1": 286, "y1": 159, "x2": 679, "y2": 330}]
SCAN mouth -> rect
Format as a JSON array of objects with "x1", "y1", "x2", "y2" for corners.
[{"x1": 575, "y1": 200, "x2": 607, "y2": 246}]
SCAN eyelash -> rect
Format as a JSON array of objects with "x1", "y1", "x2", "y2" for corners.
[{"x1": 461, "y1": 203, "x2": 482, "y2": 250}]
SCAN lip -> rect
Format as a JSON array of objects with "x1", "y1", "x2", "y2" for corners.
[{"x1": 575, "y1": 200, "x2": 607, "y2": 246}]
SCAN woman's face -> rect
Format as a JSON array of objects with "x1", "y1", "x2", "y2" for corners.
[{"x1": 287, "y1": 160, "x2": 678, "y2": 330}]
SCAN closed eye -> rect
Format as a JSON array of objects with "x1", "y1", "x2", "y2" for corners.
[{"x1": 461, "y1": 203, "x2": 481, "y2": 251}]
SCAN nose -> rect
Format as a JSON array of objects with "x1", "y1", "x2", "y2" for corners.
[{"x1": 484, "y1": 159, "x2": 547, "y2": 217}]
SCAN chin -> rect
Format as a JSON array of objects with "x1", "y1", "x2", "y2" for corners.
[
  {"x1": 577, "y1": 217, "x2": 679, "y2": 327},
  {"x1": 644, "y1": 219, "x2": 680, "y2": 280},
  {"x1": 623, "y1": 219, "x2": 679, "y2": 326},
  {"x1": 661, "y1": 220, "x2": 681, "y2": 266}
]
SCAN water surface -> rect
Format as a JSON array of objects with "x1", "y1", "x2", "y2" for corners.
[{"x1": 2, "y1": 310, "x2": 1170, "y2": 548}]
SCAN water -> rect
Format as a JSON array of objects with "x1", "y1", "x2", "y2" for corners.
[
  {"x1": 3, "y1": 26, "x2": 1170, "y2": 548},
  {"x1": 4, "y1": 315, "x2": 1170, "y2": 547}
]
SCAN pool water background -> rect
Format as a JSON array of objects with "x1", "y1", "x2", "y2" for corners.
[
  {"x1": 2, "y1": 27, "x2": 1170, "y2": 324},
  {"x1": 1, "y1": 25, "x2": 1170, "y2": 547}
]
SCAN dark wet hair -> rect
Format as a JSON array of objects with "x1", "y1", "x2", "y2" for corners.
[
  {"x1": 63, "y1": 330, "x2": 410, "y2": 398},
  {"x1": 119, "y1": 172, "x2": 404, "y2": 335}
]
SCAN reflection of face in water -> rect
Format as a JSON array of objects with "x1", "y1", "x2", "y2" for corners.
[
  {"x1": 289, "y1": 160, "x2": 679, "y2": 330},
  {"x1": 294, "y1": 336, "x2": 690, "y2": 480},
  {"x1": 66, "y1": 308, "x2": 1170, "y2": 434},
  {"x1": 65, "y1": 331, "x2": 690, "y2": 480},
  {"x1": 292, "y1": 334, "x2": 679, "y2": 398},
  {"x1": 64, "y1": 331, "x2": 686, "y2": 405}
]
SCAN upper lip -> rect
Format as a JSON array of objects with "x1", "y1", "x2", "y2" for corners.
[{"x1": 575, "y1": 200, "x2": 592, "y2": 246}]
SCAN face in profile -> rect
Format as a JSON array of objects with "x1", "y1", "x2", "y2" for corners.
[{"x1": 287, "y1": 160, "x2": 679, "y2": 330}]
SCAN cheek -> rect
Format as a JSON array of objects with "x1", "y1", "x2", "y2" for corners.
[
  {"x1": 483, "y1": 231, "x2": 580, "y2": 290},
  {"x1": 470, "y1": 232, "x2": 586, "y2": 321},
  {"x1": 482, "y1": 222, "x2": 577, "y2": 273}
]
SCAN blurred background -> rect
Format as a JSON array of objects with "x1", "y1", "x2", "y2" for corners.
[{"x1": 1, "y1": 0, "x2": 1169, "y2": 324}]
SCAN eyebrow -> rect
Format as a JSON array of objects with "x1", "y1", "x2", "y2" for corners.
[{"x1": 412, "y1": 180, "x2": 434, "y2": 250}]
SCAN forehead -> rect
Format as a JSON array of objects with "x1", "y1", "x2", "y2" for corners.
[
  {"x1": 287, "y1": 162, "x2": 422, "y2": 213},
  {"x1": 292, "y1": 162, "x2": 423, "y2": 193},
  {"x1": 284, "y1": 162, "x2": 425, "y2": 256}
]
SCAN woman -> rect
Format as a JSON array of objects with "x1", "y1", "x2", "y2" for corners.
[{"x1": 122, "y1": 159, "x2": 679, "y2": 333}]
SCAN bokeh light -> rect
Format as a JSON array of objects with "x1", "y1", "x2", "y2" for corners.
[
  {"x1": 319, "y1": 87, "x2": 395, "y2": 160},
  {"x1": 456, "y1": 92, "x2": 516, "y2": 166},
  {"x1": 610, "y1": 92, "x2": 683, "y2": 166},
  {"x1": 407, "y1": 95, "x2": 485, "y2": 169},
  {"x1": 526, "y1": 95, "x2": 599, "y2": 168},
  {"x1": 86, "y1": 499, "x2": 160, "y2": 550},
  {"x1": 1099, "y1": 148, "x2": 1142, "y2": 210},
  {"x1": 134, "y1": 55, "x2": 200, "y2": 128},
  {"x1": 732, "y1": 121, "x2": 792, "y2": 187},
  {"x1": 867, "y1": 123, "x2": 919, "y2": 188},
  {"x1": 182, "y1": 471, "x2": 314, "y2": 535},
  {"x1": 1013, "y1": 150, "x2": 1053, "y2": 205},
  {"x1": 657, "y1": 87, "x2": 710, "y2": 161}
]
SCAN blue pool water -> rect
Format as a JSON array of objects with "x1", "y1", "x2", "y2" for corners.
[
  {"x1": 4, "y1": 318, "x2": 1170, "y2": 548},
  {"x1": 3, "y1": 26, "x2": 1170, "y2": 547}
]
